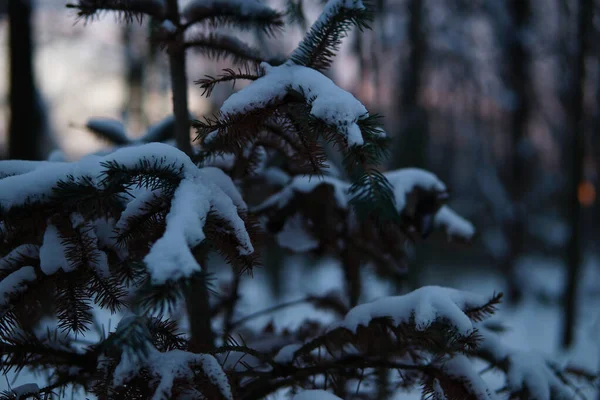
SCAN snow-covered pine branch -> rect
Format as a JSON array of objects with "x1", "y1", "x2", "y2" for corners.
[
  {"x1": 0, "y1": 143, "x2": 258, "y2": 336},
  {"x1": 254, "y1": 168, "x2": 474, "y2": 263}
]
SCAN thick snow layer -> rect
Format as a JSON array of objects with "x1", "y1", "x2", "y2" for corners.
[
  {"x1": 434, "y1": 206, "x2": 476, "y2": 240},
  {"x1": 384, "y1": 168, "x2": 446, "y2": 212},
  {"x1": 140, "y1": 115, "x2": 176, "y2": 143},
  {"x1": 293, "y1": 390, "x2": 342, "y2": 400},
  {"x1": 143, "y1": 180, "x2": 209, "y2": 284},
  {"x1": 1, "y1": 143, "x2": 252, "y2": 285},
  {"x1": 0, "y1": 245, "x2": 39, "y2": 271},
  {"x1": 329, "y1": 286, "x2": 491, "y2": 335},
  {"x1": 276, "y1": 213, "x2": 319, "y2": 252},
  {"x1": 256, "y1": 169, "x2": 448, "y2": 215},
  {"x1": 506, "y1": 352, "x2": 573, "y2": 400},
  {"x1": 0, "y1": 160, "x2": 60, "y2": 179},
  {"x1": 273, "y1": 343, "x2": 303, "y2": 364},
  {"x1": 443, "y1": 355, "x2": 497, "y2": 400},
  {"x1": 114, "y1": 345, "x2": 232, "y2": 400},
  {"x1": 86, "y1": 118, "x2": 129, "y2": 144},
  {"x1": 0, "y1": 266, "x2": 36, "y2": 307},
  {"x1": 9, "y1": 383, "x2": 40, "y2": 398},
  {"x1": 218, "y1": 62, "x2": 371, "y2": 146},
  {"x1": 115, "y1": 189, "x2": 164, "y2": 233},
  {"x1": 0, "y1": 143, "x2": 191, "y2": 209},
  {"x1": 255, "y1": 175, "x2": 349, "y2": 212},
  {"x1": 40, "y1": 224, "x2": 70, "y2": 275}
]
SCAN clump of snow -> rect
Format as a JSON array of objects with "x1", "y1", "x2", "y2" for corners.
[
  {"x1": 506, "y1": 352, "x2": 573, "y2": 400},
  {"x1": 329, "y1": 286, "x2": 491, "y2": 335},
  {"x1": 293, "y1": 390, "x2": 343, "y2": 400},
  {"x1": 0, "y1": 143, "x2": 253, "y2": 286},
  {"x1": 115, "y1": 189, "x2": 164, "y2": 233},
  {"x1": 0, "y1": 266, "x2": 36, "y2": 307},
  {"x1": 274, "y1": 343, "x2": 303, "y2": 364},
  {"x1": 254, "y1": 175, "x2": 349, "y2": 212},
  {"x1": 0, "y1": 245, "x2": 40, "y2": 271},
  {"x1": 144, "y1": 167, "x2": 253, "y2": 284},
  {"x1": 0, "y1": 160, "x2": 61, "y2": 179},
  {"x1": 276, "y1": 213, "x2": 319, "y2": 252},
  {"x1": 40, "y1": 224, "x2": 70, "y2": 275},
  {"x1": 140, "y1": 115, "x2": 176, "y2": 143},
  {"x1": 160, "y1": 19, "x2": 177, "y2": 33},
  {"x1": 434, "y1": 205, "x2": 476, "y2": 241},
  {"x1": 86, "y1": 118, "x2": 129, "y2": 144},
  {"x1": 443, "y1": 355, "x2": 498, "y2": 400},
  {"x1": 383, "y1": 168, "x2": 446, "y2": 213},
  {"x1": 218, "y1": 62, "x2": 371, "y2": 146},
  {"x1": 9, "y1": 383, "x2": 40, "y2": 398},
  {"x1": 114, "y1": 346, "x2": 232, "y2": 400}
]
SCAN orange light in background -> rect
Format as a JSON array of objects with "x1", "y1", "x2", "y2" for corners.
[{"x1": 578, "y1": 181, "x2": 596, "y2": 207}]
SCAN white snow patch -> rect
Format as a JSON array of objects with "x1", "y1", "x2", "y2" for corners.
[
  {"x1": 276, "y1": 213, "x2": 319, "y2": 252},
  {"x1": 330, "y1": 286, "x2": 491, "y2": 335},
  {"x1": 434, "y1": 206, "x2": 476, "y2": 240},
  {"x1": 0, "y1": 266, "x2": 36, "y2": 307},
  {"x1": 274, "y1": 343, "x2": 303, "y2": 364},
  {"x1": 114, "y1": 346, "x2": 232, "y2": 400},
  {"x1": 384, "y1": 168, "x2": 446, "y2": 212},
  {"x1": 293, "y1": 390, "x2": 343, "y2": 400},
  {"x1": 40, "y1": 224, "x2": 70, "y2": 275},
  {"x1": 220, "y1": 62, "x2": 370, "y2": 146}
]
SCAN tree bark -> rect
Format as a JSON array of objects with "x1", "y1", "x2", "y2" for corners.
[
  {"x1": 502, "y1": 0, "x2": 533, "y2": 304},
  {"x1": 8, "y1": 0, "x2": 43, "y2": 160},
  {"x1": 166, "y1": 0, "x2": 192, "y2": 156},
  {"x1": 388, "y1": 0, "x2": 428, "y2": 171},
  {"x1": 165, "y1": 0, "x2": 212, "y2": 352},
  {"x1": 562, "y1": 0, "x2": 592, "y2": 349}
]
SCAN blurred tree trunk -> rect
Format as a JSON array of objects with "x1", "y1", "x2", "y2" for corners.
[
  {"x1": 8, "y1": 0, "x2": 43, "y2": 160},
  {"x1": 388, "y1": 0, "x2": 428, "y2": 171},
  {"x1": 122, "y1": 24, "x2": 147, "y2": 135},
  {"x1": 502, "y1": 0, "x2": 533, "y2": 304},
  {"x1": 561, "y1": 0, "x2": 592, "y2": 349}
]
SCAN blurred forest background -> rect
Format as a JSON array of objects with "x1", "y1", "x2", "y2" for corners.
[{"x1": 1, "y1": 0, "x2": 599, "y2": 395}]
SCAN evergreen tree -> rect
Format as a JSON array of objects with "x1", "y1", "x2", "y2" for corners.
[{"x1": 0, "y1": 1, "x2": 595, "y2": 399}]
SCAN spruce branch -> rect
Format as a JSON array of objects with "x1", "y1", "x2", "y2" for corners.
[
  {"x1": 182, "y1": 0, "x2": 284, "y2": 36},
  {"x1": 195, "y1": 67, "x2": 261, "y2": 97},
  {"x1": 289, "y1": 0, "x2": 373, "y2": 70},
  {"x1": 66, "y1": 0, "x2": 166, "y2": 22},
  {"x1": 185, "y1": 33, "x2": 265, "y2": 66}
]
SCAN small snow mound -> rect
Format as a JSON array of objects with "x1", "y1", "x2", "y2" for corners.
[{"x1": 330, "y1": 286, "x2": 491, "y2": 335}]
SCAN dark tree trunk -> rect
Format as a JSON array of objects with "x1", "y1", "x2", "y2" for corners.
[
  {"x1": 166, "y1": 0, "x2": 192, "y2": 156},
  {"x1": 165, "y1": 0, "x2": 211, "y2": 353},
  {"x1": 8, "y1": 0, "x2": 43, "y2": 160},
  {"x1": 502, "y1": 0, "x2": 533, "y2": 304},
  {"x1": 122, "y1": 24, "x2": 146, "y2": 135},
  {"x1": 562, "y1": 0, "x2": 592, "y2": 349},
  {"x1": 388, "y1": 0, "x2": 428, "y2": 170}
]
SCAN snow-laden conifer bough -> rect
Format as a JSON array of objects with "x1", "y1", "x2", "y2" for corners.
[{"x1": 0, "y1": 0, "x2": 595, "y2": 399}]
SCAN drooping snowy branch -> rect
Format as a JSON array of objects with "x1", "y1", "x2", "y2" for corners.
[{"x1": 0, "y1": 143, "x2": 258, "y2": 335}]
